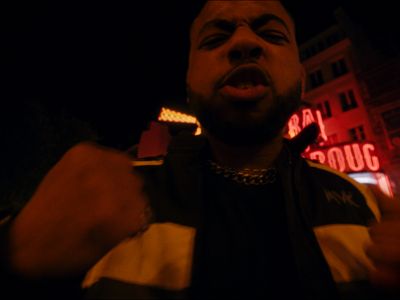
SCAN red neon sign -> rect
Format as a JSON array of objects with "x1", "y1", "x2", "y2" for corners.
[
  {"x1": 307, "y1": 143, "x2": 381, "y2": 173},
  {"x1": 287, "y1": 108, "x2": 328, "y2": 145}
]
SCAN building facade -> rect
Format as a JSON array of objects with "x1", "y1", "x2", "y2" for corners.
[{"x1": 299, "y1": 8, "x2": 400, "y2": 195}]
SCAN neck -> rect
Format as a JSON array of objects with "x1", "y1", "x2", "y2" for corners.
[{"x1": 206, "y1": 134, "x2": 284, "y2": 170}]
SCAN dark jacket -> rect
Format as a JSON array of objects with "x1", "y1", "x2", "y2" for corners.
[{"x1": 82, "y1": 133, "x2": 383, "y2": 300}]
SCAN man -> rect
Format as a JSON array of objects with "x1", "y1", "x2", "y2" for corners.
[{"x1": 1, "y1": 1, "x2": 400, "y2": 299}]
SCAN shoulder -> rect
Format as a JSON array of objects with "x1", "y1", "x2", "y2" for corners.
[
  {"x1": 302, "y1": 160, "x2": 382, "y2": 286},
  {"x1": 304, "y1": 159, "x2": 380, "y2": 221}
]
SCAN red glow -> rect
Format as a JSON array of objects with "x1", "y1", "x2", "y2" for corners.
[
  {"x1": 315, "y1": 110, "x2": 328, "y2": 143},
  {"x1": 327, "y1": 147, "x2": 346, "y2": 172},
  {"x1": 288, "y1": 114, "x2": 302, "y2": 138},
  {"x1": 344, "y1": 144, "x2": 365, "y2": 172},
  {"x1": 376, "y1": 173, "x2": 394, "y2": 198},
  {"x1": 288, "y1": 108, "x2": 328, "y2": 145},
  {"x1": 362, "y1": 144, "x2": 380, "y2": 171},
  {"x1": 138, "y1": 122, "x2": 171, "y2": 158},
  {"x1": 309, "y1": 151, "x2": 326, "y2": 163},
  {"x1": 307, "y1": 142, "x2": 381, "y2": 173},
  {"x1": 302, "y1": 109, "x2": 315, "y2": 128}
]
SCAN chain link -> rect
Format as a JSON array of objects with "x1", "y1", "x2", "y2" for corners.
[{"x1": 208, "y1": 160, "x2": 277, "y2": 186}]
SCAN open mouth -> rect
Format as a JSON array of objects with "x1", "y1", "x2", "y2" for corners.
[
  {"x1": 222, "y1": 65, "x2": 269, "y2": 88},
  {"x1": 219, "y1": 65, "x2": 269, "y2": 100}
]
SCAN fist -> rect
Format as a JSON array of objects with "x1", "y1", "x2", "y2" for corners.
[
  {"x1": 367, "y1": 187, "x2": 400, "y2": 291},
  {"x1": 8, "y1": 143, "x2": 150, "y2": 278}
]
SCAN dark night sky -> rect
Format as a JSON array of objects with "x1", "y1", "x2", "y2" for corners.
[{"x1": 1, "y1": 0, "x2": 399, "y2": 148}]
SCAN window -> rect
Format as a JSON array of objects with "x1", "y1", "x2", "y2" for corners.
[
  {"x1": 317, "y1": 101, "x2": 332, "y2": 119},
  {"x1": 339, "y1": 90, "x2": 358, "y2": 112},
  {"x1": 381, "y1": 107, "x2": 400, "y2": 148},
  {"x1": 332, "y1": 59, "x2": 348, "y2": 78},
  {"x1": 349, "y1": 126, "x2": 366, "y2": 141},
  {"x1": 309, "y1": 70, "x2": 325, "y2": 89}
]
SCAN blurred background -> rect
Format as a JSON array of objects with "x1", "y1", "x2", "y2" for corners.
[
  {"x1": 1, "y1": 1, "x2": 399, "y2": 206},
  {"x1": 1, "y1": 0, "x2": 399, "y2": 147}
]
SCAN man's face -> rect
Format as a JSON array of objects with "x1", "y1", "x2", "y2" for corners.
[{"x1": 187, "y1": 0, "x2": 303, "y2": 146}]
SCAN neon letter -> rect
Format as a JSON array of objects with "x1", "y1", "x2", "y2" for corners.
[
  {"x1": 309, "y1": 151, "x2": 326, "y2": 164},
  {"x1": 363, "y1": 144, "x2": 380, "y2": 171},
  {"x1": 288, "y1": 114, "x2": 302, "y2": 138},
  {"x1": 315, "y1": 110, "x2": 328, "y2": 143},
  {"x1": 344, "y1": 143, "x2": 365, "y2": 172},
  {"x1": 302, "y1": 109, "x2": 315, "y2": 128},
  {"x1": 327, "y1": 147, "x2": 346, "y2": 172}
]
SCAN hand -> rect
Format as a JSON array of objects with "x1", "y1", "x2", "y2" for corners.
[
  {"x1": 8, "y1": 143, "x2": 149, "y2": 278},
  {"x1": 367, "y1": 187, "x2": 400, "y2": 290}
]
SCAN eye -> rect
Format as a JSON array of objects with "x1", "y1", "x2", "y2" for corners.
[
  {"x1": 259, "y1": 31, "x2": 289, "y2": 45},
  {"x1": 199, "y1": 34, "x2": 229, "y2": 49}
]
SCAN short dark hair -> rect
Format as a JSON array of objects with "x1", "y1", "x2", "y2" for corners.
[{"x1": 189, "y1": 0, "x2": 295, "y2": 28}]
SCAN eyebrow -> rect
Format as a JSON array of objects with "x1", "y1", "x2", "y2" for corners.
[
  {"x1": 252, "y1": 14, "x2": 290, "y2": 33},
  {"x1": 198, "y1": 13, "x2": 291, "y2": 37},
  {"x1": 198, "y1": 19, "x2": 236, "y2": 37}
]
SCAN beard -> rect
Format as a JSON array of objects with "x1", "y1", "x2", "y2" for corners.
[{"x1": 188, "y1": 81, "x2": 302, "y2": 147}]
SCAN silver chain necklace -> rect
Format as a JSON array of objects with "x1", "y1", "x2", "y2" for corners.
[{"x1": 208, "y1": 160, "x2": 277, "y2": 186}]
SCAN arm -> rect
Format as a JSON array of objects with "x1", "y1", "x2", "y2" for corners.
[
  {"x1": 2, "y1": 143, "x2": 149, "y2": 280},
  {"x1": 1, "y1": 215, "x2": 89, "y2": 299}
]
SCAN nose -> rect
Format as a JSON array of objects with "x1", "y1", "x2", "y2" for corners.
[{"x1": 228, "y1": 27, "x2": 263, "y2": 64}]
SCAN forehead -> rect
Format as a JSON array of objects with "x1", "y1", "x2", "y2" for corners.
[{"x1": 192, "y1": 1, "x2": 292, "y2": 35}]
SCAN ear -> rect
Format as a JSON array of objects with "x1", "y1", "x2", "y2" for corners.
[{"x1": 300, "y1": 66, "x2": 306, "y2": 99}]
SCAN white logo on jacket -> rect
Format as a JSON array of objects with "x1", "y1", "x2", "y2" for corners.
[{"x1": 324, "y1": 190, "x2": 360, "y2": 208}]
